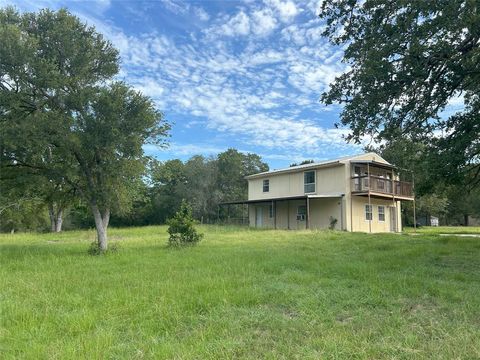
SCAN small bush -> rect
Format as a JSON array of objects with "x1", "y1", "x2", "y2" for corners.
[
  {"x1": 167, "y1": 200, "x2": 203, "y2": 247},
  {"x1": 87, "y1": 241, "x2": 120, "y2": 255},
  {"x1": 329, "y1": 216, "x2": 338, "y2": 230}
]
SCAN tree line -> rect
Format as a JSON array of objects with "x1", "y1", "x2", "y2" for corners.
[{"x1": 1, "y1": 148, "x2": 268, "y2": 232}]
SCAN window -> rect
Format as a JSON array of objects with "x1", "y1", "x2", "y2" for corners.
[
  {"x1": 263, "y1": 179, "x2": 269, "y2": 192},
  {"x1": 269, "y1": 204, "x2": 274, "y2": 218},
  {"x1": 378, "y1": 206, "x2": 385, "y2": 222},
  {"x1": 297, "y1": 205, "x2": 306, "y2": 221},
  {"x1": 304, "y1": 171, "x2": 315, "y2": 193},
  {"x1": 365, "y1": 204, "x2": 373, "y2": 221},
  {"x1": 354, "y1": 166, "x2": 361, "y2": 176}
]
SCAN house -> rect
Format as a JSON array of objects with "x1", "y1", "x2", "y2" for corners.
[{"x1": 226, "y1": 153, "x2": 414, "y2": 233}]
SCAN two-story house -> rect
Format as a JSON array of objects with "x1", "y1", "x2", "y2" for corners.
[{"x1": 228, "y1": 153, "x2": 414, "y2": 233}]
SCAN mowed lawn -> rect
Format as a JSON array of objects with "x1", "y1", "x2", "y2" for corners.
[{"x1": 1, "y1": 226, "x2": 480, "y2": 359}]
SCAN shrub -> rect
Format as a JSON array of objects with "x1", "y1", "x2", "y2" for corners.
[
  {"x1": 329, "y1": 216, "x2": 338, "y2": 230},
  {"x1": 87, "y1": 241, "x2": 120, "y2": 255},
  {"x1": 167, "y1": 200, "x2": 203, "y2": 247}
]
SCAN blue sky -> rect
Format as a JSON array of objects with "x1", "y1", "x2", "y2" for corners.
[{"x1": 4, "y1": 0, "x2": 454, "y2": 170}]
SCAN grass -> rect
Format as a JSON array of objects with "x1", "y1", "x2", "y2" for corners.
[
  {"x1": 404, "y1": 225, "x2": 480, "y2": 235},
  {"x1": 1, "y1": 226, "x2": 480, "y2": 359}
]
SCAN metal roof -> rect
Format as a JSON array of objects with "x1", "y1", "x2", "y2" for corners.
[
  {"x1": 220, "y1": 193, "x2": 345, "y2": 205},
  {"x1": 245, "y1": 152, "x2": 390, "y2": 179}
]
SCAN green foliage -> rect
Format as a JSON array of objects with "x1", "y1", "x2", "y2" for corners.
[
  {"x1": 328, "y1": 216, "x2": 338, "y2": 230},
  {"x1": 87, "y1": 241, "x2": 120, "y2": 256},
  {"x1": 0, "y1": 8, "x2": 169, "y2": 245},
  {"x1": 368, "y1": 137, "x2": 480, "y2": 226},
  {"x1": 2, "y1": 226, "x2": 480, "y2": 358},
  {"x1": 167, "y1": 200, "x2": 203, "y2": 247},
  {"x1": 145, "y1": 149, "x2": 268, "y2": 225},
  {"x1": 290, "y1": 160, "x2": 315, "y2": 167},
  {"x1": 216, "y1": 149, "x2": 269, "y2": 203},
  {"x1": 319, "y1": 0, "x2": 480, "y2": 185}
]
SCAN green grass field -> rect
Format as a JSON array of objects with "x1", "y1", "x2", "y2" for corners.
[
  {"x1": 404, "y1": 225, "x2": 480, "y2": 235},
  {"x1": 1, "y1": 226, "x2": 480, "y2": 359}
]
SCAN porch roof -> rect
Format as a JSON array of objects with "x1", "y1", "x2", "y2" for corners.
[
  {"x1": 221, "y1": 193, "x2": 345, "y2": 205},
  {"x1": 350, "y1": 160, "x2": 397, "y2": 170}
]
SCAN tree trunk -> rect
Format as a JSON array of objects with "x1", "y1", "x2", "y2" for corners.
[
  {"x1": 48, "y1": 203, "x2": 64, "y2": 232},
  {"x1": 91, "y1": 203, "x2": 110, "y2": 252},
  {"x1": 55, "y1": 209, "x2": 63, "y2": 232},
  {"x1": 48, "y1": 204, "x2": 56, "y2": 232}
]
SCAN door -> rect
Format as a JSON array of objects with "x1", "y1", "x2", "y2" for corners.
[
  {"x1": 389, "y1": 206, "x2": 397, "y2": 232},
  {"x1": 256, "y1": 207, "x2": 263, "y2": 227}
]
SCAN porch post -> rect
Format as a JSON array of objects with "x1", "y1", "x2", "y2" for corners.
[
  {"x1": 306, "y1": 196, "x2": 310, "y2": 229},
  {"x1": 340, "y1": 194, "x2": 344, "y2": 230},
  {"x1": 273, "y1": 200, "x2": 277, "y2": 229},
  {"x1": 412, "y1": 172, "x2": 417, "y2": 233},
  {"x1": 287, "y1": 200, "x2": 290, "y2": 229},
  {"x1": 392, "y1": 169, "x2": 397, "y2": 232},
  {"x1": 367, "y1": 163, "x2": 372, "y2": 233}
]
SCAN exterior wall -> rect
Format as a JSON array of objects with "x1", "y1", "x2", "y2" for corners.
[
  {"x1": 246, "y1": 153, "x2": 406, "y2": 233},
  {"x1": 248, "y1": 164, "x2": 345, "y2": 200},
  {"x1": 349, "y1": 196, "x2": 402, "y2": 233},
  {"x1": 248, "y1": 198, "x2": 343, "y2": 230},
  {"x1": 309, "y1": 197, "x2": 343, "y2": 230},
  {"x1": 248, "y1": 202, "x2": 274, "y2": 228}
]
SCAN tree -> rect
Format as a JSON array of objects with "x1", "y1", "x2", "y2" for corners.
[
  {"x1": 167, "y1": 200, "x2": 203, "y2": 247},
  {"x1": 290, "y1": 160, "x2": 314, "y2": 167},
  {"x1": 0, "y1": 8, "x2": 169, "y2": 250},
  {"x1": 150, "y1": 159, "x2": 188, "y2": 222},
  {"x1": 216, "y1": 149, "x2": 269, "y2": 202},
  {"x1": 319, "y1": 0, "x2": 480, "y2": 185}
]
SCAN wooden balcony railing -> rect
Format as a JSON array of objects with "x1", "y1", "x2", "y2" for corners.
[{"x1": 351, "y1": 175, "x2": 413, "y2": 198}]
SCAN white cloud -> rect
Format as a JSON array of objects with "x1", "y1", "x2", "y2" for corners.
[
  {"x1": 194, "y1": 6, "x2": 210, "y2": 21},
  {"x1": 251, "y1": 8, "x2": 277, "y2": 36},
  {"x1": 220, "y1": 11, "x2": 251, "y2": 36},
  {"x1": 12, "y1": 1, "x2": 355, "y2": 159},
  {"x1": 267, "y1": 0, "x2": 299, "y2": 22}
]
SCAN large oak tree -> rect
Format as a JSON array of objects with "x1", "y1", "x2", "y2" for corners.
[
  {"x1": 0, "y1": 8, "x2": 169, "y2": 250},
  {"x1": 319, "y1": 0, "x2": 480, "y2": 185}
]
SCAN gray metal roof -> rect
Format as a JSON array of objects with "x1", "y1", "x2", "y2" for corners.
[{"x1": 245, "y1": 152, "x2": 389, "y2": 179}]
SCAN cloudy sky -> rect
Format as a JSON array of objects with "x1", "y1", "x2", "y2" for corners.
[{"x1": 5, "y1": 0, "x2": 367, "y2": 169}]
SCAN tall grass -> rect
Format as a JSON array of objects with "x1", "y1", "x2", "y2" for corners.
[{"x1": 1, "y1": 226, "x2": 479, "y2": 359}]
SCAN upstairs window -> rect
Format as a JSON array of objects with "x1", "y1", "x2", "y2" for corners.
[
  {"x1": 263, "y1": 179, "x2": 269, "y2": 192},
  {"x1": 378, "y1": 206, "x2": 385, "y2": 222},
  {"x1": 304, "y1": 171, "x2": 315, "y2": 193},
  {"x1": 365, "y1": 204, "x2": 373, "y2": 221}
]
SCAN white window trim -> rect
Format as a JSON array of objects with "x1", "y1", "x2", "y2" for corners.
[
  {"x1": 365, "y1": 204, "x2": 373, "y2": 222},
  {"x1": 304, "y1": 171, "x2": 316, "y2": 194},
  {"x1": 263, "y1": 179, "x2": 269, "y2": 193},
  {"x1": 378, "y1": 205, "x2": 385, "y2": 222}
]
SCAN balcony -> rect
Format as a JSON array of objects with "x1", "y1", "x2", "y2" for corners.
[{"x1": 351, "y1": 175, "x2": 413, "y2": 200}]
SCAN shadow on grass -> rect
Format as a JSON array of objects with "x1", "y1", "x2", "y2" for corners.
[{"x1": 0, "y1": 243, "x2": 91, "y2": 260}]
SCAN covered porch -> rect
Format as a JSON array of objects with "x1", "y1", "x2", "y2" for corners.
[{"x1": 221, "y1": 194, "x2": 345, "y2": 230}]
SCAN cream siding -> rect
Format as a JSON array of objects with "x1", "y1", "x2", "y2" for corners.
[
  {"x1": 246, "y1": 153, "x2": 408, "y2": 233},
  {"x1": 248, "y1": 164, "x2": 345, "y2": 200}
]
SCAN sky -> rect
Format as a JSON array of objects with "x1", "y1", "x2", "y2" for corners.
[{"x1": 1, "y1": 0, "x2": 426, "y2": 169}]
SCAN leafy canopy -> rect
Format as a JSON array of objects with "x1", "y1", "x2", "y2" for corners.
[
  {"x1": 319, "y1": 0, "x2": 480, "y2": 184},
  {"x1": 0, "y1": 8, "x2": 169, "y2": 248}
]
